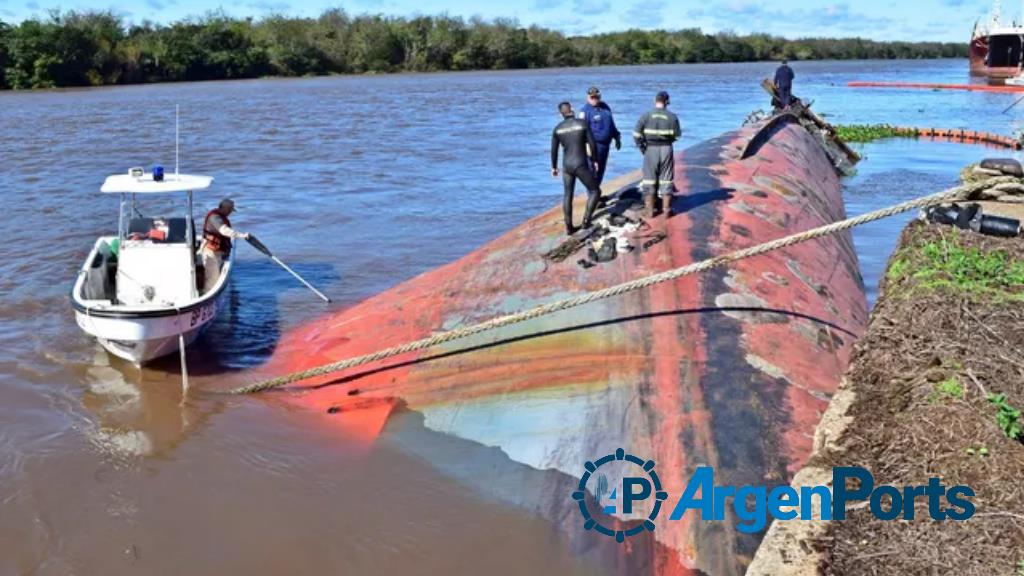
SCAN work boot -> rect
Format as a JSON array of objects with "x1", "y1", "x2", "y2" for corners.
[{"x1": 644, "y1": 194, "x2": 656, "y2": 219}]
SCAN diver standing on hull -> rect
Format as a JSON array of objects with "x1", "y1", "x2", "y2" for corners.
[{"x1": 551, "y1": 101, "x2": 602, "y2": 236}]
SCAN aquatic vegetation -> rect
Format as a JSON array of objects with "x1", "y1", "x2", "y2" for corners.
[
  {"x1": 834, "y1": 124, "x2": 906, "y2": 143},
  {"x1": 0, "y1": 10, "x2": 968, "y2": 90}
]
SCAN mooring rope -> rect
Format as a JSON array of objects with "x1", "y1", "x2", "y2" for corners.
[{"x1": 227, "y1": 175, "x2": 1019, "y2": 395}]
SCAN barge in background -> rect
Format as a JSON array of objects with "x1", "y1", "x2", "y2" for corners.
[{"x1": 245, "y1": 111, "x2": 870, "y2": 575}]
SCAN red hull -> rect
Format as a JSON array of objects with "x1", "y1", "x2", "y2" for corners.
[
  {"x1": 248, "y1": 118, "x2": 869, "y2": 574},
  {"x1": 971, "y1": 34, "x2": 989, "y2": 75}
]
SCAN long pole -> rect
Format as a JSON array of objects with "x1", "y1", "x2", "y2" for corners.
[
  {"x1": 1002, "y1": 93, "x2": 1024, "y2": 114},
  {"x1": 270, "y1": 254, "x2": 331, "y2": 303},
  {"x1": 245, "y1": 235, "x2": 331, "y2": 303}
]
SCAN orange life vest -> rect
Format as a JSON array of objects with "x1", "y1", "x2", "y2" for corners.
[{"x1": 203, "y1": 209, "x2": 232, "y2": 254}]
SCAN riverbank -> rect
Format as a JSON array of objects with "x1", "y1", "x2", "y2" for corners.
[
  {"x1": 750, "y1": 207, "x2": 1024, "y2": 575},
  {"x1": 0, "y1": 10, "x2": 967, "y2": 90}
]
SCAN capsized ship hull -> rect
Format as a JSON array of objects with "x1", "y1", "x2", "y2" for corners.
[{"x1": 251, "y1": 117, "x2": 869, "y2": 575}]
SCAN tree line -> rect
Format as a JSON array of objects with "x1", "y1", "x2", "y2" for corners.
[{"x1": 0, "y1": 10, "x2": 967, "y2": 90}]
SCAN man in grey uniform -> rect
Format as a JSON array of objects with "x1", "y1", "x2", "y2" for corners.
[{"x1": 633, "y1": 91, "x2": 681, "y2": 218}]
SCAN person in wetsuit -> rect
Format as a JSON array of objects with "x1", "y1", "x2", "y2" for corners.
[{"x1": 551, "y1": 101, "x2": 602, "y2": 236}]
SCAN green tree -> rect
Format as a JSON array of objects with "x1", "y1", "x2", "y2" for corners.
[
  {"x1": 0, "y1": 21, "x2": 10, "y2": 89},
  {"x1": 0, "y1": 9, "x2": 970, "y2": 90},
  {"x1": 258, "y1": 16, "x2": 328, "y2": 76},
  {"x1": 346, "y1": 15, "x2": 404, "y2": 73},
  {"x1": 312, "y1": 8, "x2": 353, "y2": 73}
]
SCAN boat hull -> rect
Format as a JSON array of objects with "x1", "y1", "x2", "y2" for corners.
[
  {"x1": 970, "y1": 31, "x2": 1023, "y2": 78},
  {"x1": 253, "y1": 118, "x2": 869, "y2": 575},
  {"x1": 75, "y1": 294, "x2": 223, "y2": 363}
]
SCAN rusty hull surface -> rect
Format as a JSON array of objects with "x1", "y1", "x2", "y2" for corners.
[{"x1": 253, "y1": 118, "x2": 869, "y2": 575}]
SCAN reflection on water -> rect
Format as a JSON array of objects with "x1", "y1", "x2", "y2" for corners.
[
  {"x1": 0, "y1": 59, "x2": 1021, "y2": 573},
  {"x1": 80, "y1": 350, "x2": 218, "y2": 458}
]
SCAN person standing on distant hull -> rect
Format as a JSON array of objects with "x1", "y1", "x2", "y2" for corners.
[
  {"x1": 774, "y1": 59, "x2": 795, "y2": 109},
  {"x1": 577, "y1": 86, "x2": 621, "y2": 186},
  {"x1": 633, "y1": 91, "x2": 681, "y2": 218},
  {"x1": 551, "y1": 101, "x2": 602, "y2": 236}
]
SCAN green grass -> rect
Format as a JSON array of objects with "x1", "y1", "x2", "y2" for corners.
[
  {"x1": 835, "y1": 124, "x2": 905, "y2": 144},
  {"x1": 886, "y1": 256, "x2": 909, "y2": 283},
  {"x1": 887, "y1": 231, "x2": 1024, "y2": 301},
  {"x1": 988, "y1": 393, "x2": 1022, "y2": 441},
  {"x1": 929, "y1": 377, "x2": 965, "y2": 402}
]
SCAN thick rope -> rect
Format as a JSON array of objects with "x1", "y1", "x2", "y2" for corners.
[{"x1": 228, "y1": 176, "x2": 1018, "y2": 395}]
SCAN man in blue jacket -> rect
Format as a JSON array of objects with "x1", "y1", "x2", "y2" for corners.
[{"x1": 577, "y1": 86, "x2": 621, "y2": 185}]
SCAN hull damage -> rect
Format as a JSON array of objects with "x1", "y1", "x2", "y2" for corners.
[{"x1": 249, "y1": 117, "x2": 869, "y2": 574}]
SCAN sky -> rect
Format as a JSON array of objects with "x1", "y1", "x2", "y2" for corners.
[{"x1": 0, "y1": 0, "x2": 1011, "y2": 42}]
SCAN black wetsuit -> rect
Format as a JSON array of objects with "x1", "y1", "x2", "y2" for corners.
[{"x1": 551, "y1": 115, "x2": 601, "y2": 233}]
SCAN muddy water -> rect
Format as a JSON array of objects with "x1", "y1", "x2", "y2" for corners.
[{"x1": 0, "y1": 60, "x2": 1019, "y2": 574}]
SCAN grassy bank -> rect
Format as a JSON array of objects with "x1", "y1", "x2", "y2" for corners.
[
  {"x1": 0, "y1": 10, "x2": 968, "y2": 90},
  {"x1": 819, "y1": 221, "x2": 1024, "y2": 575}
]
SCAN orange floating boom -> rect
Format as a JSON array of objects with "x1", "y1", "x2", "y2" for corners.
[
  {"x1": 848, "y1": 81, "x2": 1024, "y2": 93},
  {"x1": 887, "y1": 126, "x2": 1022, "y2": 150}
]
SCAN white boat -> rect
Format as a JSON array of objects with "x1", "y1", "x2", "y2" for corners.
[{"x1": 71, "y1": 168, "x2": 232, "y2": 364}]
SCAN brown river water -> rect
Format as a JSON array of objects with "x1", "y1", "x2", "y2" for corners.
[{"x1": 0, "y1": 60, "x2": 1015, "y2": 574}]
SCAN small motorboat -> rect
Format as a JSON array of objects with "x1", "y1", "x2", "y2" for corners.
[{"x1": 70, "y1": 167, "x2": 231, "y2": 364}]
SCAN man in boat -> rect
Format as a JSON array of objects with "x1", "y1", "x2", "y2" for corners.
[
  {"x1": 633, "y1": 91, "x2": 681, "y2": 218},
  {"x1": 576, "y1": 86, "x2": 621, "y2": 186},
  {"x1": 201, "y1": 198, "x2": 248, "y2": 294},
  {"x1": 551, "y1": 101, "x2": 602, "y2": 236},
  {"x1": 774, "y1": 60, "x2": 795, "y2": 109}
]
